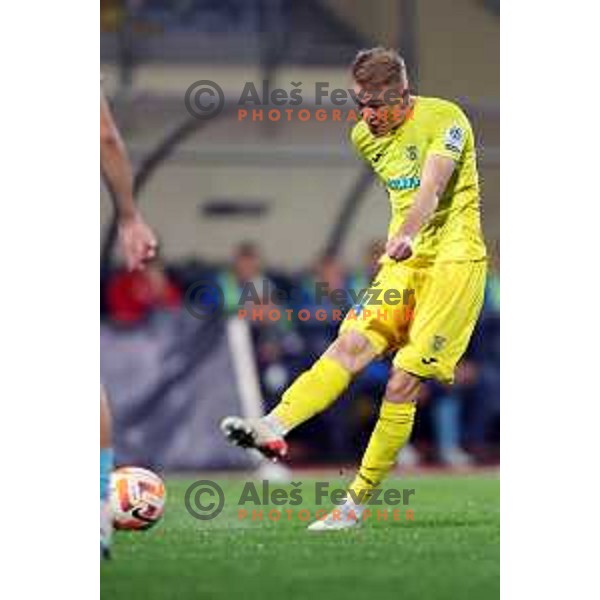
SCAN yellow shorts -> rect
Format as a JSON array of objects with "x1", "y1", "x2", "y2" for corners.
[{"x1": 340, "y1": 259, "x2": 487, "y2": 383}]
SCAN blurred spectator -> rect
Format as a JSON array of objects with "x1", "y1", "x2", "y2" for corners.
[
  {"x1": 348, "y1": 239, "x2": 386, "y2": 292},
  {"x1": 298, "y1": 253, "x2": 350, "y2": 331},
  {"x1": 218, "y1": 241, "x2": 276, "y2": 314},
  {"x1": 216, "y1": 242, "x2": 303, "y2": 402},
  {"x1": 106, "y1": 261, "x2": 182, "y2": 325},
  {"x1": 427, "y1": 360, "x2": 479, "y2": 467}
]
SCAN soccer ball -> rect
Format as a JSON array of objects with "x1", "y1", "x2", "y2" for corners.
[{"x1": 110, "y1": 467, "x2": 166, "y2": 530}]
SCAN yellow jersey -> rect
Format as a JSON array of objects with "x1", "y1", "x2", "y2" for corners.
[{"x1": 351, "y1": 96, "x2": 487, "y2": 266}]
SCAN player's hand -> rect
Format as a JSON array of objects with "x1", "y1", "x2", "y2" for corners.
[
  {"x1": 386, "y1": 234, "x2": 413, "y2": 262},
  {"x1": 117, "y1": 213, "x2": 158, "y2": 271}
]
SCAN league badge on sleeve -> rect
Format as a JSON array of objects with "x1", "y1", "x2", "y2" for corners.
[{"x1": 444, "y1": 125, "x2": 465, "y2": 153}]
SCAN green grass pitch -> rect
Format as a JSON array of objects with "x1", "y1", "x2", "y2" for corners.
[{"x1": 101, "y1": 473, "x2": 499, "y2": 599}]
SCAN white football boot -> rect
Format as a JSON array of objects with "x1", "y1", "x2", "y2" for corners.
[
  {"x1": 308, "y1": 497, "x2": 365, "y2": 532},
  {"x1": 220, "y1": 416, "x2": 288, "y2": 461}
]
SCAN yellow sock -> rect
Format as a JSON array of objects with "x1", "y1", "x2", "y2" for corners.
[
  {"x1": 268, "y1": 356, "x2": 351, "y2": 433},
  {"x1": 348, "y1": 401, "x2": 416, "y2": 502}
]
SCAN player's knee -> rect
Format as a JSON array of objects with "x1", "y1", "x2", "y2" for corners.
[
  {"x1": 326, "y1": 331, "x2": 376, "y2": 374},
  {"x1": 385, "y1": 369, "x2": 421, "y2": 403}
]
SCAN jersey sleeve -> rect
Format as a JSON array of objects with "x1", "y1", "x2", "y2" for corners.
[{"x1": 427, "y1": 102, "x2": 472, "y2": 163}]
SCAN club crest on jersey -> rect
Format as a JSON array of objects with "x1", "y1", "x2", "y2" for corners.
[
  {"x1": 444, "y1": 125, "x2": 465, "y2": 153},
  {"x1": 405, "y1": 145, "x2": 418, "y2": 161}
]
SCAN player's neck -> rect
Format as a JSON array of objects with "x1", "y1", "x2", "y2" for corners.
[{"x1": 389, "y1": 95, "x2": 417, "y2": 133}]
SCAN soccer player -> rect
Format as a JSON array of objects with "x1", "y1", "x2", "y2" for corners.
[
  {"x1": 100, "y1": 91, "x2": 158, "y2": 556},
  {"x1": 221, "y1": 47, "x2": 487, "y2": 530}
]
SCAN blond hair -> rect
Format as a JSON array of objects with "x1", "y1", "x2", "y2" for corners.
[{"x1": 352, "y1": 47, "x2": 408, "y2": 87}]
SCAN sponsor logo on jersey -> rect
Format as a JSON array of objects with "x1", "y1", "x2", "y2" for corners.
[{"x1": 387, "y1": 176, "x2": 421, "y2": 191}]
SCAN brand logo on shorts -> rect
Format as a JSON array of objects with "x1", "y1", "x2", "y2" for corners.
[{"x1": 421, "y1": 357, "x2": 438, "y2": 365}]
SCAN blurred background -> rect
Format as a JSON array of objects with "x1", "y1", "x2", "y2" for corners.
[{"x1": 100, "y1": 0, "x2": 499, "y2": 473}]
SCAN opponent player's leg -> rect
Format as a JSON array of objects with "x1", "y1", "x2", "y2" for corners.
[
  {"x1": 100, "y1": 386, "x2": 114, "y2": 559},
  {"x1": 221, "y1": 330, "x2": 380, "y2": 459},
  {"x1": 308, "y1": 368, "x2": 421, "y2": 531}
]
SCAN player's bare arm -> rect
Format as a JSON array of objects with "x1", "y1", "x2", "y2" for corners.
[
  {"x1": 386, "y1": 154, "x2": 456, "y2": 261},
  {"x1": 100, "y1": 94, "x2": 157, "y2": 270}
]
